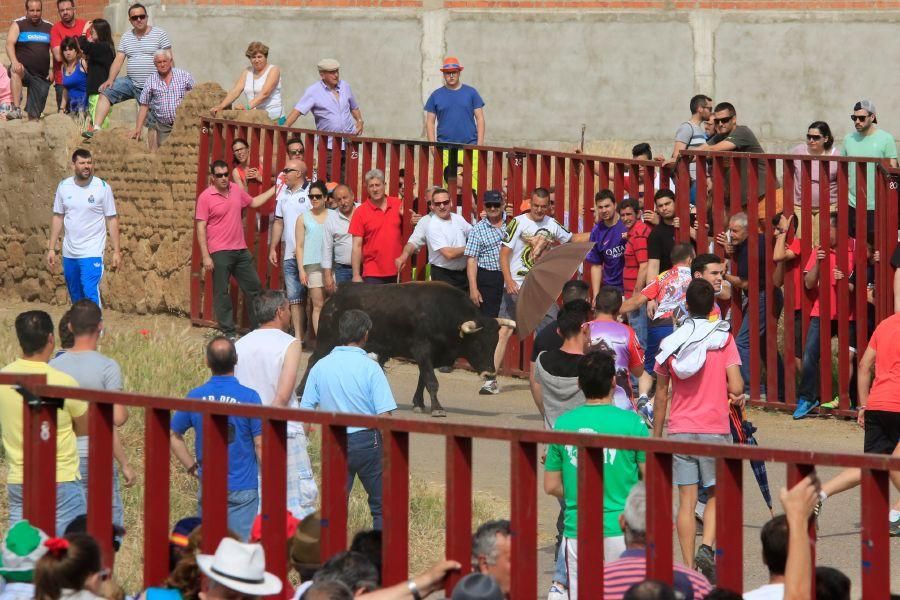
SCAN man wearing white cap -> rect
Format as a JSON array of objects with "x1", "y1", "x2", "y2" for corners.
[
  {"x1": 197, "y1": 538, "x2": 282, "y2": 600},
  {"x1": 284, "y1": 58, "x2": 364, "y2": 180}
]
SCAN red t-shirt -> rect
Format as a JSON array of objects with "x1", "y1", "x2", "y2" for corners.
[
  {"x1": 623, "y1": 221, "x2": 651, "y2": 296},
  {"x1": 802, "y1": 240, "x2": 855, "y2": 321},
  {"x1": 50, "y1": 19, "x2": 87, "y2": 85},
  {"x1": 348, "y1": 196, "x2": 403, "y2": 277},
  {"x1": 655, "y1": 336, "x2": 741, "y2": 435},
  {"x1": 866, "y1": 312, "x2": 900, "y2": 412},
  {"x1": 786, "y1": 238, "x2": 817, "y2": 309},
  {"x1": 195, "y1": 184, "x2": 253, "y2": 254}
]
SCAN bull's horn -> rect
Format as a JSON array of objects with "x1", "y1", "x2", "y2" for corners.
[
  {"x1": 495, "y1": 318, "x2": 517, "y2": 329},
  {"x1": 460, "y1": 320, "x2": 482, "y2": 335}
]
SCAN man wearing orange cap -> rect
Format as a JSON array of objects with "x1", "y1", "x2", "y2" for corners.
[{"x1": 425, "y1": 57, "x2": 485, "y2": 187}]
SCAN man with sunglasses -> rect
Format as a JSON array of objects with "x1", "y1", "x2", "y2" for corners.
[
  {"x1": 465, "y1": 190, "x2": 507, "y2": 319},
  {"x1": 843, "y1": 100, "x2": 898, "y2": 237},
  {"x1": 196, "y1": 160, "x2": 276, "y2": 338},
  {"x1": 268, "y1": 159, "x2": 312, "y2": 339},
  {"x1": 420, "y1": 188, "x2": 472, "y2": 291},
  {"x1": 84, "y1": 2, "x2": 171, "y2": 139}
]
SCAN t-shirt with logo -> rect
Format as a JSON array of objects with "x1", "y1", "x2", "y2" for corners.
[
  {"x1": 14, "y1": 16, "x2": 52, "y2": 76},
  {"x1": 53, "y1": 176, "x2": 117, "y2": 259},
  {"x1": 274, "y1": 183, "x2": 311, "y2": 259},
  {"x1": 545, "y1": 404, "x2": 648, "y2": 539},
  {"x1": 172, "y1": 375, "x2": 263, "y2": 491},
  {"x1": 639, "y1": 266, "x2": 693, "y2": 327},
  {"x1": 584, "y1": 319, "x2": 644, "y2": 410},
  {"x1": 502, "y1": 214, "x2": 572, "y2": 284},
  {"x1": 585, "y1": 218, "x2": 628, "y2": 291}
]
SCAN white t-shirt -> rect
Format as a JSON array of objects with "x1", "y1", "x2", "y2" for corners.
[
  {"x1": 407, "y1": 213, "x2": 432, "y2": 250},
  {"x1": 235, "y1": 328, "x2": 302, "y2": 434},
  {"x1": 743, "y1": 583, "x2": 784, "y2": 600},
  {"x1": 274, "y1": 183, "x2": 311, "y2": 259},
  {"x1": 502, "y1": 214, "x2": 572, "y2": 283},
  {"x1": 53, "y1": 176, "x2": 117, "y2": 259},
  {"x1": 426, "y1": 213, "x2": 472, "y2": 270}
]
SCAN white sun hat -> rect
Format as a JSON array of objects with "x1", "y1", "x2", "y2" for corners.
[{"x1": 196, "y1": 538, "x2": 283, "y2": 597}]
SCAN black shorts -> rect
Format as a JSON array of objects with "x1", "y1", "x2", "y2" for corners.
[{"x1": 863, "y1": 410, "x2": 900, "y2": 455}]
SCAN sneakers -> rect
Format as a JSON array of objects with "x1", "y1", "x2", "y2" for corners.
[
  {"x1": 694, "y1": 544, "x2": 716, "y2": 583},
  {"x1": 820, "y1": 398, "x2": 840, "y2": 410},
  {"x1": 547, "y1": 582, "x2": 569, "y2": 600},
  {"x1": 5, "y1": 107, "x2": 22, "y2": 120},
  {"x1": 479, "y1": 378, "x2": 499, "y2": 395},
  {"x1": 792, "y1": 398, "x2": 820, "y2": 419},
  {"x1": 81, "y1": 128, "x2": 96, "y2": 139},
  {"x1": 890, "y1": 517, "x2": 900, "y2": 537},
  {"x1": 636, "y1": 396, "x2": 654, "y2": 426}
]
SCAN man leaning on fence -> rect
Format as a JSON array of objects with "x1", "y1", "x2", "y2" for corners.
[
  {"x1": 196, "y1": 160, "x2": 276, "y2": 339},
  {"x1": 300, "y1": 309, "x2": 397, "y2": 530},
  {"x1": 0, "y1": 310, "x2": 87, "y2": 535}
]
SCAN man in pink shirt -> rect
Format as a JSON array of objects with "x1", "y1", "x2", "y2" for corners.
[
  {"x1": 652, "y1": 278, "x2": 743, "y2": 583},
  {"x1": 196, "y1": 160, "x2": 275, "y2": 338}
]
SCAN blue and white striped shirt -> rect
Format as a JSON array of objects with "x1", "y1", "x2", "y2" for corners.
[{"x1": 464, "y1": 216, "x2": 506, "y2": 272}]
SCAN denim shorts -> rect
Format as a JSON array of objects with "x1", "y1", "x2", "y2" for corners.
[
  {"x1": 101, "y1": 77, "x2": 139, "y2": 105},
  {"x1": 671, "y1": 433, "x2": 731, "y2": 487},
  {"x1": 282, "y1": 258, "x2": 307, "y2": 304}
]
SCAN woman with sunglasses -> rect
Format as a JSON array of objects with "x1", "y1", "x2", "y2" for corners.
[
  {"x1": 211, "y1": 41, "x2": 283, "y2": 122},
  {"x1": 230, "y1": 137, "x2": 262, "y2": 192},
  {"x1": 295, "y1": 181, "x2": 331, "y2": 335},
  {"x1": 789, "y1": 121, "x2": 838, "y2": 244}
]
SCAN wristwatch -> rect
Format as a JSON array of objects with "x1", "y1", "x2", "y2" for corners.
[{"x1": 406, "y1": 579, "x2": 421, "y2": 600}]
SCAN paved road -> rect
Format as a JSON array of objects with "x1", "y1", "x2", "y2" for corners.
[{"x1": 349, "y1": 359, "x2": 900, "y2": 597}]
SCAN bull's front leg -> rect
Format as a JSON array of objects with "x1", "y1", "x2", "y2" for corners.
[{"x1": 423, "y1": 367, "x2": 445, "y2": 418}]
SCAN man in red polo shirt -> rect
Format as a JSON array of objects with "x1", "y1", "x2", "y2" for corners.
[
  {"x1": 196, "y1": 160, "x2": 276, "y2": 338},
  {"x1": 350, "y1": 168, "x2": 403, "y2": 284}
]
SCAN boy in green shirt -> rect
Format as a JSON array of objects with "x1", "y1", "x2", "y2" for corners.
[{"x1": 544, "y1": 351, "x2": 648, "y2": 600}]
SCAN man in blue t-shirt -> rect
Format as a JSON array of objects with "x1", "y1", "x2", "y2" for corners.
[
  {"x1": 170, "y1": 337, "x2": 263, "y2": 541},
  {"x1": 424, "y1": 56, "x2": 485, "y2": 145},
  {"x1": 586, "y1": 189, "x2": 628, "y2": 296}
]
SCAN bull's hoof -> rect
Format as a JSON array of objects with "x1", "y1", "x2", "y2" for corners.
[
  {"x1": 431, "y1": 408, "x2": 447, "y2": 418},
  {"x1": 412, "y1": 405, "x2": 425, "y2": 413}
]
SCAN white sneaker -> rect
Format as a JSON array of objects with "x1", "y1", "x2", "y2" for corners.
[
  {"x1": 479, "y1": 378, "x2": 499, "y2": 395},
  {"x1": 547, "y1": 582, "x2": 569, "y2": 600}
]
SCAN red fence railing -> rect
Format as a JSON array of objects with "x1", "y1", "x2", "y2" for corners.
[
  {"x1": 5, "y1": 374, "x2": 899, "y2": 598},
  {"x1": 191, "y1": 120, "x2": 900, "y2": 412}
]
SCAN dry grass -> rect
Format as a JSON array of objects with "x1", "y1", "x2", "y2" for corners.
[{"x1": 0, "y1": 313, "x2": 508, "y2": 593}]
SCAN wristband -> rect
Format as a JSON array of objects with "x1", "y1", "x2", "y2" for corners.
[{"x1": 406, "y1": 580, "x2": 421, "y2": 600}]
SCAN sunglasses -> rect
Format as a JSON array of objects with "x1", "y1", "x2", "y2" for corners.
[
  {"x1": 309, "y1": 193, "x2": 325, "y2": 199},
  {"x1": 233, "y1": 146, "x2": 248, "y2": 152},
  {"x1": 281, "y1": 168, "x2": 299, "y2": 174},
  {"x1": 287, "y1": 148, "x2": 304, "y2": 155},
  {"x1": 433, "y1": 200, "x2": 451, "y2": 207},
  {"x1": 129, "y1": 13, "x2": 147, "y2": 21},
  {"x1": 213, "y1": 172, "x2": 229, "y2": 178},
  {"x1": 806, "y1": 134, "x2": 823, "y2": 141},
  {"x1": 714, "y1": 116, "x2": 733, "y2": 125},
  {"x1": 485, "y1": 203, "x2": 502, "y2": 208},
  {"x1": 851, "y1": 114, "x2": 870, "y2": 122}
]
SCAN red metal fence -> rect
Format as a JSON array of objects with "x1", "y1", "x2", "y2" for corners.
[
  {"x1": 191, "y1": 119, "x2": 899, "y2": 411},
  {"x1": 5, "y1": 373, "x2": 899, "y2": 598}
]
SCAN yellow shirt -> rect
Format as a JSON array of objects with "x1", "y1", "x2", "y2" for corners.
[{"x1": 0, "y1": 359, "x2": 87, "y2": 484}]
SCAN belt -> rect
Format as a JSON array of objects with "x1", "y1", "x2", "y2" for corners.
[{"x1": 335, "y1": 263, "x2": 351, "y2": 268}]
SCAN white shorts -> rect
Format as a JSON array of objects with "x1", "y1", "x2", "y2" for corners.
[
  {"x1": 305, "y1": 263, "x2": 324, "y2": 289},
  {"x1": 564, "y1": 535, "x2": 626, "y2": 599}
]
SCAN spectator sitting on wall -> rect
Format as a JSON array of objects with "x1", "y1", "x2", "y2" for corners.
[
  {"x1": 50, "y1": 0, "x2": 85, "y2": 113},
  {"x1": 77, "y1": 19, "x2": 115, "y2": 130},
  {"x1": 602, "y1": 483, "x2": 711, "y2": 600},
  {"x1": 130, "y1": 49, "x2": 194, "y2": 150},
  {"x1": 668, "y1": 94, "x2": 713, "y2": 198},
  {"x1": 544, "y1": 350, "x2": 648, "y2": 600},
  {"x1": 33, "y1": 533, "x2": 106, "y2": 600},
  {"x1": 0, "y1": 65, "x2": 13, "y2": 118},
  {"x1": 210, "y1": 41, "x2": 283, "y2": 122},
  {"x1": 84, "y1": 2, "x2": 172, "y2": 140},
  {"x1": 58, "y1": 36, "x2": 88, "y2": 118},
  {"x1": 5, "y1": 0, "x2": 52, "y2": 121}
]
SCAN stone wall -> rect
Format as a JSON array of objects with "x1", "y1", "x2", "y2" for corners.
[{"x1": 0, "y1": 82, "x2": 266, "y2": 314}]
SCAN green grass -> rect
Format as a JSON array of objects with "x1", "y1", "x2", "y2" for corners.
[{"x1": 0, "y1": 312, "x2": 508, "y2": 593}]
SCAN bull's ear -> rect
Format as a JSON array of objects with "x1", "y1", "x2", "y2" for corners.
[{"x1": 459, "y1": 320, "x2": 483, "y2": 336}]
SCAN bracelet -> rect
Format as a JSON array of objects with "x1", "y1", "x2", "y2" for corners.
[
  {"x1": 406, "y1": 580, "x2": 421, "y2": 600},
  {"x1": 187, "y1": 462, "x2": 199, "y2": 475}
]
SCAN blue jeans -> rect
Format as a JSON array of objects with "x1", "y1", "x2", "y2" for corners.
[
  {"x1": 644, "y1": 324, "x2": 673, "y2": 373},
  {"x1": 347, "y1": 429, "x2": 384, "y2": 530},
  {"x1": 333, "y1": 264, "x2": 353, "y2": 284},
  {"x1": 627, "y1": 308, "x2": 648, "y2": 352},
  {"x1": 554, "y1": 496, "x2": 568, "y2": 586},
  {"x1": 227, "y1": 489, "x2": 260, "y2": 541},
  {"x1": 798, "y1": 317, "x2": 856, "y2": 402},
  {"x1": 63, "y1": 257, "x2": 103, "y2": 306},
  {"x1": 736, "y1": 290, "x2": 784, "y2": 400},
  {"x1": 78, "y1": 437, "x2": 124, "y2": 538},
  {"x1": 8, "y1": 481, "x2": 86, "y2": 535}
]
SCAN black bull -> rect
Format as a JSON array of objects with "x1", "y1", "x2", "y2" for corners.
[{"x1": 298, "y1": 282, "x2": 516, "y2": 417}]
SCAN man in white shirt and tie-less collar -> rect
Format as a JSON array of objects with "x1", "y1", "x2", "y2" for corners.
[
  {"x1": 421, "y1": 188, "x2": 472, "y2": 291},
  {"x1": 268, "y1": 159, "x2": 311, "y2": 339},
  {"x1": 322, "y1": 184, "x2": 357, "y2": 292}
]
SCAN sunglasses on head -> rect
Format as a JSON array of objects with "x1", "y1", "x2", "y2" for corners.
[
  {"x1": 851, "y1": 114, "x2": 870, "y2": 122},
  {"x1": 714, "y1": 116, "x2": 733, "y2": 125},
  {"x1": 129, "y1": 13, "x2": 147, "y2": 21}
]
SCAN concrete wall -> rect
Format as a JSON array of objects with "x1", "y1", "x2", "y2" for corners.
[{"x1": 95, "y1": 0, "x2": 900, "y2": 156}]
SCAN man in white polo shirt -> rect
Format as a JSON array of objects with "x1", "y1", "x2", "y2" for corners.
[
  {"x1": 47, "y1": 148, "x2": 120, "y2": 306},
  {"x1": 268, "y1": 159, "x2": 311, "y2": 339},
  {"x1": 424, "y1": 188, "x2": 472, "y2": 291}
]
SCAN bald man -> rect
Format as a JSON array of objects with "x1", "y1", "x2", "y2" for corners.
[{"x1": 322, "y1": 184, "x2": 358, "y2": 293}]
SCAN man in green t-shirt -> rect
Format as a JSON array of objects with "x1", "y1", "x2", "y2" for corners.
[
  {"x1": 843, "y1": 99, "x2": 898, "y2": 236},
  {"x1": 543, "y1": 351, "x2": 648, "y2": 600}
]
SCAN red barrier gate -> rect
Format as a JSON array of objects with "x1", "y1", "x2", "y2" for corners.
[
  {"x1": 191, "y1": 119, "x2": 899, "y2": 413},
  {"x1": 5, "y1": 374, "x2": 899, "y2": 598}
]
